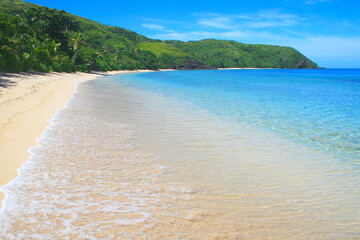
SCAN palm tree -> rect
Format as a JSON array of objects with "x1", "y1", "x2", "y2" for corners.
[{"x1": 68, "y1": 32, "x2": 82, "y2": 67}]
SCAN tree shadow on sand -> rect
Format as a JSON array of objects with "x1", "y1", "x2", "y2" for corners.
[
  {"x1": 0, "y1": 72, "x2": 48, "y2": 89},
  {"x1": 0, "y1": 77, "x2": 16, "y2": 88}
]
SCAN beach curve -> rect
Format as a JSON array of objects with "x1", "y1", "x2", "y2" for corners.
[{"x1": 0, "y1": 70, "x2": 144, "y2": 208}]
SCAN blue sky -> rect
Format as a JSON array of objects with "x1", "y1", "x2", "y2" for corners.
[{"x1": 26, "y1": 0, "x2": 360, "y2": 68}]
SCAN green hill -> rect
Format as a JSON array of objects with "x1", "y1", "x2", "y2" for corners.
[
  {"x1": 166, "y1": 39, "x2": 318, "y2": 69},
  {"x1": 0, "y1": 0, "x2": 318, "y2": 73}
]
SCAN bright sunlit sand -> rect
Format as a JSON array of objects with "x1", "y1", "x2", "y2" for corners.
[
  {"x1": 0, "y1": 70, "x2": 154, "y2": 208},
  {"x1": 1, "y1": 69, "x2": 359, "y2": 239},
  {"x1": 0, "y1": 0, "x2": 359, "y2": 238}
]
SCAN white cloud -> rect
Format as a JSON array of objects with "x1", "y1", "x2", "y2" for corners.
[
  {"x1": 247, "y1": 20, "x2": 296, "y2": 28},
  {"x1": 141, "y1": 23, "x2": 167, "y2": 31},
  {"x1": 147, "y1": 10, "x2": 303, "y2": 42},
  {"x1": 198, "y1": 17, "x2": 233, "y2": 30},
  {"x1": 256, "y1": 10, "x2": 297, "y2": 20},
  {"x1": 304, "y1": 0, "x2": 332, "y2": 5},
  {"x1": 196, "y1": 10, "x2": 301, "y2": 31},
  {"x1": 237, "y1": 10, "x2": 300, "y2": 28}
]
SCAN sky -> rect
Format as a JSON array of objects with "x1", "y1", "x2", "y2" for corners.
[{"x1": 26, "y1": 0, "x2": 360, "y2": 68}]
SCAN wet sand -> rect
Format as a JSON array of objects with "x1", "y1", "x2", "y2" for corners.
[
  {"x1": 1, "y1": 71, "x2": 359, "y2": 239},
  {"x1": 0, "y1": 70, "x2": 153, "y2": 207}
]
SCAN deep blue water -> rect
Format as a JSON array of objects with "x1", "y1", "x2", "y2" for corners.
[{"x1": 115, "y1": 69, "x2": 360, "y2": 162}]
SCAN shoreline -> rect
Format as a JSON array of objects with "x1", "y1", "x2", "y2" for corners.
[
  {"x1": 0, "y1": 67, "x2": 318, "y2": 209},
  {"x1": 0, "y1": 69, "x2": 153, "y2": 208},
  {"x1": 218, "y1": 67, "x2": 277, "y2": 70}
]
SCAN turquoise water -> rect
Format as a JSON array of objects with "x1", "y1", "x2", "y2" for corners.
[
  {"x1": 116, "y1": 69, "x2": 360, "y2": 162},
  {"x1": 1, "y1": 69, "x2": 360, "y2": 239}
]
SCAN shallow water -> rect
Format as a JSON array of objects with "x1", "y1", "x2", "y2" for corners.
[
  {"x1": 119, "y1": 69, "x2": 360, "y2": 162},
  {"x1": 0, "y1": 70, "x2": 359, "y2": 239}
]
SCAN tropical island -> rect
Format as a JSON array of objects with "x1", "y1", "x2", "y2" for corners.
[
  {"x1": 2, "y1": 0, "x2": 360, "y2": 239},
  {"x1": 0, "y1": 0, "x2": 318, "y2": 73}
]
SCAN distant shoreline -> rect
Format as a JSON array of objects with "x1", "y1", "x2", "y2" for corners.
[{"x1": 218, "y1": 67, "x2": 277, "y2": 70}]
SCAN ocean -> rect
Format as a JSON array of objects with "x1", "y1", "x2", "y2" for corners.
[{"x1": 0, "y1": 69, "x2": 359, "y2": 239}]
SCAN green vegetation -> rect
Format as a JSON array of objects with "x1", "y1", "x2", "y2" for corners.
[
  {"x1": 165, "y1": 39, "x2": 318, "y2": 69},
  {"x1": 138, "y1": 42, "x2": 195, "y2": 69},
  {"x1": 0, "y1": 0, "x2": 318, "y2": 73}
]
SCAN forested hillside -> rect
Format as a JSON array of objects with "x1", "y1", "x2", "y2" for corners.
[
  {"x1": 166, "y1": 40, "x2": 318, "y2": 69},
  {"x1": 0, "y1": 0, "x2": 318, "y2": 73}
]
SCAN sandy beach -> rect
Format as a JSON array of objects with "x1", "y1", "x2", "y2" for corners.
[
  {"x1": 0, "y1": 70, "x2": 152, "y2": 208},
  {"x1": 0, "y1": 69, "x2": 359, "y2": 239}
]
